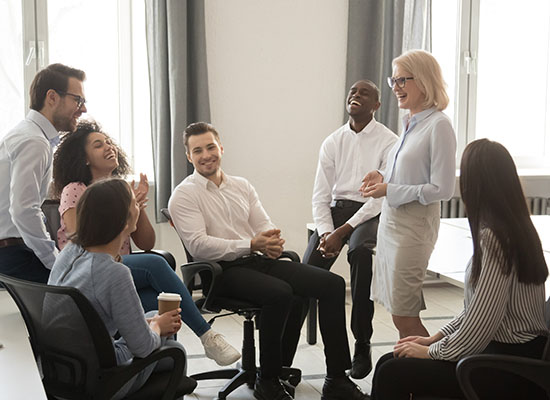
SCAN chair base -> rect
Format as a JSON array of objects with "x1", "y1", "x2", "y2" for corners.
[{"x1": 191, "y1": 312, "x2": 301, "y2": 399}]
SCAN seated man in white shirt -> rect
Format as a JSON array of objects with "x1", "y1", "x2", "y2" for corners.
[
  {"x1": 169, "y1": 122, "x2": 370, "y2": 400},
  {"x1": 0, "y1": 64, "x2": 87, "y2": 283},
  {"x1": 304, "y1": 80, "x2": 398, "y2": 379}
]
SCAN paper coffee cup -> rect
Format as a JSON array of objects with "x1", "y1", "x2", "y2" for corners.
[{"x1": 157, "y1": 292, "x2": 181, "y2": 315}]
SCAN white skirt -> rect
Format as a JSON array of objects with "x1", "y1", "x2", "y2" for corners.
[{"x1": 371, "y1": 199, "x2": 440, "y2": 316}]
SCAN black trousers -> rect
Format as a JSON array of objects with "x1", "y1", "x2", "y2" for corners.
[
  {"x1": 371, "y1": 336, "x2": 548, "y2": 399},
  {"x1": 303, "y1": 200, "x2": 378, "y2": 344},
  {"x1": 218, "y1": 255, "x2": 352, "y2": 379},
  {"x1": 0, "y1": 244, "x2": 50, "y2": 283}
]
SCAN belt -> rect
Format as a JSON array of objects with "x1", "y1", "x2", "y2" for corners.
[
  {"x1": 332, "y1": 199, "x2": 364, "y2": 209},
  {"x1": 0, "y1": 238, "x2": 25, "y2": 248}
]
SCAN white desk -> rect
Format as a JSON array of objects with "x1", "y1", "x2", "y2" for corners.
[
  {"x1": 428, "y1": 216, "x2": 550, "y2": 291},
  {"x1": 0, "y1": 290, "x2": 47, "y2": 399}
]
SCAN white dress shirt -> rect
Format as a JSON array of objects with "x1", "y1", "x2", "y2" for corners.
[
  {"x1": 168, "y1": 170, "x2": 275, "y2": 262},
  {"x1": 312, "y1": 119, "x2": 398, "y2": 235},
  {"x1": 383, "y1": 108, "x2": 456, "y2": 208},
  {"x1": 0, "y1": 110, "x2": 59, "y2": 269}
]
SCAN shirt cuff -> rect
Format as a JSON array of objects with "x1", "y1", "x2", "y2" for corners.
[
  {"x1": 428, "y1": 342, "x2": 441, "y2": 360},
  {"x1": 236, "y1": 239, "x2": 253, "y2": 256},
  {"x1": 316, "y1": 223, "x2": 334, "y2": 236}
]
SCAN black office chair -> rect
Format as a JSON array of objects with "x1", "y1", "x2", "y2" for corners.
[
  {"x1": 0, "y1": 272, "x2": 197, "y2": 400},
  {"x1": 41, "y1": 199, "x2": 176, "y2": 270},
  {"x1": 456, "y1": 298, "x2": 550, "y2": 400},
  {"x1": 160, "y1": 208, "x2": 302, "y2": 399}
]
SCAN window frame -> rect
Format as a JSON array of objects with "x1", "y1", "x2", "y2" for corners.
[
  {"x1": 450, "y1": 0, "x2": 550, "y2": 169},
  {"x1": 17, "y1": 0, "x2": 144, "y2": 172}
]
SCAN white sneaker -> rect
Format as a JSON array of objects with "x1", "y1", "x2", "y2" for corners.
[{"x1": 200, "y1": 329, "x2": 241, "y2": 366}]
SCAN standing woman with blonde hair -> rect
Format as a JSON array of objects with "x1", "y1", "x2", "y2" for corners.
[{"x1": 361, "y1": 50, "x2": 456, "y2": 338}]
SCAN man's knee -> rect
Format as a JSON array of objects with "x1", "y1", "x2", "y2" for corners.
[
  {"x1": 262, "y1": 284, "x2": 295, "y2": 309},
  {"x1": 321, "y1": 272, "x2": 346, "y2": 297},
  {"x1": 348, "y1": 243, "x2": 374, "y2": 264}
]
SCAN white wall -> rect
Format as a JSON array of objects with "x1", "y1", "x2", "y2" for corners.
[
  {"x1": 154, "y1": 0, "x2": 351, "y2": 278},
  {"x1": 152, "y1": 1, "x2": 550, "y2": 278},
  {"x1": 204, "y1": 0, "x2": 349, "y2": 263}
]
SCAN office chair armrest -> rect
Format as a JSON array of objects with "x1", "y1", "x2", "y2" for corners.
[
  {"x1": 181, "y1": 261, "x2": 224, "y2": 313},
  {"x1": 280, "y1": 250, "x2": 300, "y2": 262},
  {"x1": 99, "y1": 346, "x2": 189, "y2": 400},
  {"x1": 131, "y1": 249, "x2": 177, "y2": 271},
  {"x1": 457, "y1": 354, "x2": 550, "y2": 400}
]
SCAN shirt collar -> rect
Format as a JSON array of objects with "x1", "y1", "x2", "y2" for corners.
[
  {"x1": 27, "y1": 109, "x2": 59, "y2": 143},
  {"x1": 402, "y1": 107, "x2": 436, "y2": 128},
  {"x1": 192, "y1": 169, "x2": 226, "y2": 189},
  {"x1": 345, "y1": 117, "x2": 377, "y2": 135}
]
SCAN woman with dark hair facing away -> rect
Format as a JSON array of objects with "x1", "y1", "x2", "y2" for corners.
[
  {"x1": 52, "y1": 120, "x2": 240, "y2": 366},
  {"x1": 48, "y1": 178, "x2": 184, "y2": 398},
  {"x1": 369, "y1": 139, "x2": 549, "y2": 399},
  {"x1": 360, "y1": 50, "x2": 457, "y2": 338}
]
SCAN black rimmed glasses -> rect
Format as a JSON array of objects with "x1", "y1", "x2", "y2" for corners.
[
  {"x1": 387, "y1": 77, "x2": 414, "y2": 89},
  {"x1": 55, "y1": 90, "x2": 86, "y2": 109}
]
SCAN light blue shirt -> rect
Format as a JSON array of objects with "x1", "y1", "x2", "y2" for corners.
[
  {"x1": 0, "y1": 110, "x2": 59, "y2": 268},
  {"x1": 382, "y1": 108, "x2": 456, "y2": 208},
  {"x1": 48, "y1": 243, "x2": 161, "y2": 363}
]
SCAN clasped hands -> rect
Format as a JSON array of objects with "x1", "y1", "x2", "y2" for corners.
[
  {"x1": 393, "y1": 333, "x2": 443, "y2": 359},
  {"x1": 251, "y1": 229, "x2": 285, "y2": 259},
  {"x1": 318, "y1": 223, "x2": 353, "y2": 258},
  {"x1": 359, "y1": 170, "x2": 387, "y2": 199}
]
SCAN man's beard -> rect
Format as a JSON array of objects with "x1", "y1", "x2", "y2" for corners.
[{"x1": 52, "y1": 113, "x2": 76, "y2": 133}]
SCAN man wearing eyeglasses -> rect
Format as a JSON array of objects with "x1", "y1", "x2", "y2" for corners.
[
  {"x1": 303, "y1": 80, "x2": 397, "y2": 379},
  {"x1": 0, "y1": 63, "x2": 87, "y2": 283}
]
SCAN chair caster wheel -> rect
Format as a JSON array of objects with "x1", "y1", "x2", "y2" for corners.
[{"x1": 288, "y1": 376, "x2": 301, "y2": 386}]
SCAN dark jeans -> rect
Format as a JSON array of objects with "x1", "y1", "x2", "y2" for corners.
[
  {"x1": 0, "y1": 244, "x2": 50, "y2": 283},
  {"x1": 303, "y1": 201, "x2": 378, "y2": 344},
  {"x1": 218, "y1": 255, "x2": 352, "y2": 379},
  {"x1": 371, "y1": 336, "x2": 548, "y2": 399}
]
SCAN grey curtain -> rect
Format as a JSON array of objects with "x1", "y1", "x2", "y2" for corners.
[
  {"x1": 346, "y1": 0, "x2": 431, "y2": 134},
  {"x1": 145, "y1": 0, "x2": 210, "y2": 222}
]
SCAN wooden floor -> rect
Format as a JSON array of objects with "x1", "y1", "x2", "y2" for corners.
[{"x1": 181, "y1": 281, "x2": 464, "y2": 399}]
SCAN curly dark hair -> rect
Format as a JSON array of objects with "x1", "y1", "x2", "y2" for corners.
[{"x1": 52, "y1": 119, "x2": 131, "y2": 198}]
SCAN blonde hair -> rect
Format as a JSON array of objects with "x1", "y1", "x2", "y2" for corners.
[{"x1": 393, "y1": 49, "x2": 449, "y2": 111}]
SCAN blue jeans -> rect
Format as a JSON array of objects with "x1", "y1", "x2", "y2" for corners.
[{"x1": 122, "y1": 253, "x2": 210, "y2": 337}]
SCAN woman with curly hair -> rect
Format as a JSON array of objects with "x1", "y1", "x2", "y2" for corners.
[{"x1": 52, "y1": 119, "x2": 240, "y2": 366}]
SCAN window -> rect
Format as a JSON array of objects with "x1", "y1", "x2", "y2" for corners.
[
  {"x1": 1, "y1": 0, "x2": 153, "y2": 177},
  {"x1": 432, "y1": 0, "x2": 550, "y2": 168},
  {"x1": 0, "y1": 0, "x2": 24, "y2": 135}
]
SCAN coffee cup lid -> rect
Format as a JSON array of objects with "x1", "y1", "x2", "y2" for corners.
[{"x1": 157, "y1": 292, "x2": 182, "y2": 301}]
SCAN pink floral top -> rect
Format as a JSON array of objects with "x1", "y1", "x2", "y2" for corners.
[{"x1": 57, "y1": 182, "x2": 131, "y2": 254}]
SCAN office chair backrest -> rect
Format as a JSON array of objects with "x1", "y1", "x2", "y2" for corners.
[
  {"x1": 160, "y1": 208, "x2": 195, "y2": 262},
  {"x1": 0, "y1": 273, "x2": 117, "y2": 398},
  {"x1": 42, "y1": 199, "x2": 61, "y2": 249}
]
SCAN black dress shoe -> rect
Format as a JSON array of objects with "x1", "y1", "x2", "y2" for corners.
[
  {"x1": 350, "y1": 342, "x2": 372, "y2": 379},
  {"x1": 322, "y1": 376, "x2": 370, "y2": 400},
  {"x1": 254, "y1": 376, "x2": 293, "y2": 400}
]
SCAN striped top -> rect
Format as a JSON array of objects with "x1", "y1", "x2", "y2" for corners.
[{"x1": 429, "y1": 228, "x2": 548, "y2": 361}]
